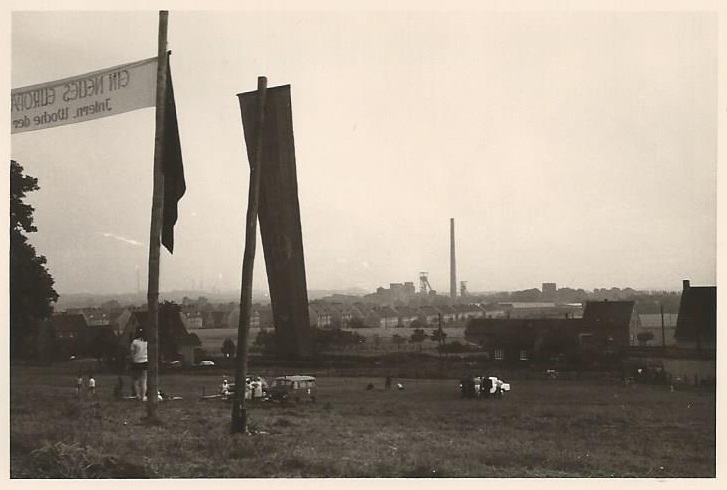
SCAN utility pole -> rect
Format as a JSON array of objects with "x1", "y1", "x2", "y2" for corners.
[
  {"x1": 660, "y1": 303, "x2": 666, "y2": 350},
  {"x1": 231, "y1": 76, "x2": 268, "y2": 434},
  {"x1": 450, "y1": 218, "x2": 456, "y2": 300},
  {"x1": 145, "y1": 9, "x2": 169, "y2": 422}
]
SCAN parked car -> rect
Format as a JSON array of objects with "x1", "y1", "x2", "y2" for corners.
[
  {"x1": 198, "y1": 360, "x2": 215, "y2": 367},
  {"x1": 268, "y1": 375, "x2": 317, "y2": 403}
]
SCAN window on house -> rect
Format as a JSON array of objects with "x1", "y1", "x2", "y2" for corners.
[
  {"x1": 494, "y1": 348, "x2": 504, "y2": 361},
  {"x1": 520, "y1": 350, "x2": 529, "y2": 361}
]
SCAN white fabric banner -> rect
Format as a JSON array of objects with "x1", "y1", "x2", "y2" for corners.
[{"x1": 11, "y1": 56, "x2": 158, "y2": 134}]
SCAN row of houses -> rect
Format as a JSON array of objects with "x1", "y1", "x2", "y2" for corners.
[
  {"x1": 180, "y1": 302, "x2": 493, "y2": 330},
  {"x1": 464, "y1": 300, "x2": 637, "y2": 364},
  {"x1": 307, "y1": 302, "x2": 489, "y2": 328},
  {"x1": 462, "y1": 280, "x2": 717, "y2": 371},
  {"x1": 40, "y1": 303, "x2": 201, "y2": 365}
]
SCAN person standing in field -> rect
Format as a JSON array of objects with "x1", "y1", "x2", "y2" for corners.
[
  {"x1": 129, "y1": 327, "x2": 148, "y2": 401},
  {"x1": 481, "y1": 376, "x2": 492, "y2": 399},
  {"x1": 88, "y1": 374, "x2": 97, "y2": 397},
  {"x1": 494, "y1": 378, "x2": 503, "y2": 399},
  {"x1": 76, "y1": 373, "x2": 84, "y2": 398}
]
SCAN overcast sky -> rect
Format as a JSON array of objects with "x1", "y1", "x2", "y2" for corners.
[{"x1": 7, "y1": 4, "x2": 719, "y2": 296}]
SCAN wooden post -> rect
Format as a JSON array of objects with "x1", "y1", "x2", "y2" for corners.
[
  {"x1": 231, "y1": 76, "x2": 268, "y2": 434},
  {"x1": 660, "y1": 303, "x2": 666, "y2": 350},
  {"x1": 145, "y1": 10, "x2": 169, "y2": 421}
]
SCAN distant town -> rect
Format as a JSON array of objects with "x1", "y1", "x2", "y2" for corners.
[{"x1": 37, "y1": 277, "x2": 714, "y2": 367}]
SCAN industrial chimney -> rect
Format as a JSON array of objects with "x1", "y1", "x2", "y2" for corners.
[{"x1": 450, "y1": 218, "x2": 456, "y2": 299}]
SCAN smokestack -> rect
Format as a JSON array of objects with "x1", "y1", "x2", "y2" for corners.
[
  {"x1": 683, "y1": 279, "x2": 690, "y2": 291},
  {"x1": 450, "y1": 218, "x2": 456, "y2": 299}
]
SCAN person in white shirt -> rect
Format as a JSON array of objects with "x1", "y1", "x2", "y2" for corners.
[
  {"x1": 129, "y1": 327, "x2": 148, "y2": 401},
  {"x1": 88, "y1": 374, "x2": 96, "y2": 397}
]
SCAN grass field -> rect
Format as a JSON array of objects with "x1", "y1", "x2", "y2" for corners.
[
  {"x1": 10, "y1": 363, "x2": 716, "y2": 478},
  {"x1": 194, "y1": 326, "x2": 469, "y2": 356}
]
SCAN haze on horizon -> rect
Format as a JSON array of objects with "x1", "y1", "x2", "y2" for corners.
[{"x1": 9, "y1": 8, "x2": 717, "y2": 297}]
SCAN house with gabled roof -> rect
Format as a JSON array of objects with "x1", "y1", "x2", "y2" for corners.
[
  {"x1": 324, "y1": 302, "x2": 365, "y2": 328},
  {"x1": 374, "y1": 306, "x2": 400, "y2": 328},
  {"x1": 48, "y1": 313, "x2": 88, "y2": 358},
  {"x1": 309, "y1": 303, "x2": 332, "y2": 328},
  {"x1": 226, "y1": 303, "x2": 273, "y2": 329},
  {"x1": 580, "y1": 300, "x2": 636, "y2": 354},
  {"x1": 675, "y1": 280, "x2": 716, "y2": 350},
  {"x1": 180, "y1": 305, "x2": 204, "y2": 329},
  {"x1": 119, "y1": 304, "x2": 201, "y2": 365}
]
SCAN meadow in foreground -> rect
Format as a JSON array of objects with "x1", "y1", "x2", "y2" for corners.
[{"x1": 10, "y1": 365, "x2": 715, "y2": 478}]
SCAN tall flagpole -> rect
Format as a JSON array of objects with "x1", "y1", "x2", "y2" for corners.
[
  {"x1": 146, "y1": 10, "x2": 169, "y2": 421},
  {"x1": 231, "y1": 76, "x2": 268, "y2": 433}
]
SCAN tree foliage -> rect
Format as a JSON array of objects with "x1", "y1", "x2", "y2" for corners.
[
  {"x1": 312, "y1": 327, "x2": 365, "y2": 351},
  {"x1": 391, "y1": 334, "x2": 406, "y2": 350},
  {"x1": 409, "y1": 328, "x2": 427, "y2": 344},
  {"x1": 253, "y1": 329, "x2": 276, "y2": 355},
  {"x1": 10, "y1": 160, "x2": 59, "y2": 358},
  {"x1": 431, "y1": 328, "x2": 447, "y2": 346},
  {"x1": 221, "y1": 337, "x2": 236, "y2": 358}
]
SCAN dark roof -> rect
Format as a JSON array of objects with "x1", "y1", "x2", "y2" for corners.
[
  {"x1": 675, "y1": 286, "x2": 716, "y2": 342},
  {"x1": 178, "y1": 332, "x2": 202, "y2": 346},
  {"x1": 50, "y1": 314, "x2": 88, "y2": 333},
  {"x1": 465, "y1": 318, "x2": 580, "y2": 344},
  {"x1": 131, "y1": 309, "x2": 189, "y2": 338},
  {"x1": 582, "y1": 301, "x2": 634, "y2": 326}
]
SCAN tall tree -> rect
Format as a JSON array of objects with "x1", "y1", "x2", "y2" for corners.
[
  {"x1": 409, "y1": 328, "x2": 428, "y2": 351},
  {"x1": 10, "y1": 160, "x2": 59, "y2": 358}
]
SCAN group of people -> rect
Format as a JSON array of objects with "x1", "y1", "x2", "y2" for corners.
[
  {"x1": 219, "y1": 376, "x2": 266, "y2": 400},
  {"x1": 460, "y1": 374, "x2": 507, "y2": 399},
  {"x1": 77, "y1": 326, "x2": 148, "y2": 400},
  {"x1": 76, "y1": 373, "x2": 96, "y2": 397}
]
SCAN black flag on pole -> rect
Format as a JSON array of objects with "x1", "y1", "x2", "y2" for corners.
[
  {"x1": 161, "y1": 55, "x2": 186, "y2": 254},
  {"x1": 239, "y1": 85, "x2": 312, "y2": 359}
]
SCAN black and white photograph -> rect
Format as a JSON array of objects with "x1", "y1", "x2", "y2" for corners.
[{"x1": 5, "y1": 0, "x2": 720, "y2": 480}]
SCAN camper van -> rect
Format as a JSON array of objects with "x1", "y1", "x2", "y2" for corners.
[{"x1": 268, "y1": 375, "x2": 317, "y2": 403}]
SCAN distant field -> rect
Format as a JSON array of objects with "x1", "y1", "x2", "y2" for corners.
[
  {"x1": 10, "y1": 364, "x2": 716, "y2": 478},
  {"x1": 194, "y1": 326, "x2": 469, "y2": 355}
]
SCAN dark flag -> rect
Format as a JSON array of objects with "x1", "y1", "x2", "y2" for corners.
[
  {"x1": 161, "y1": 56, "x2": 186, "y2": 254},
  {"x1": 238, "y1": 85, "x2": 312, "y2": 359}
]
